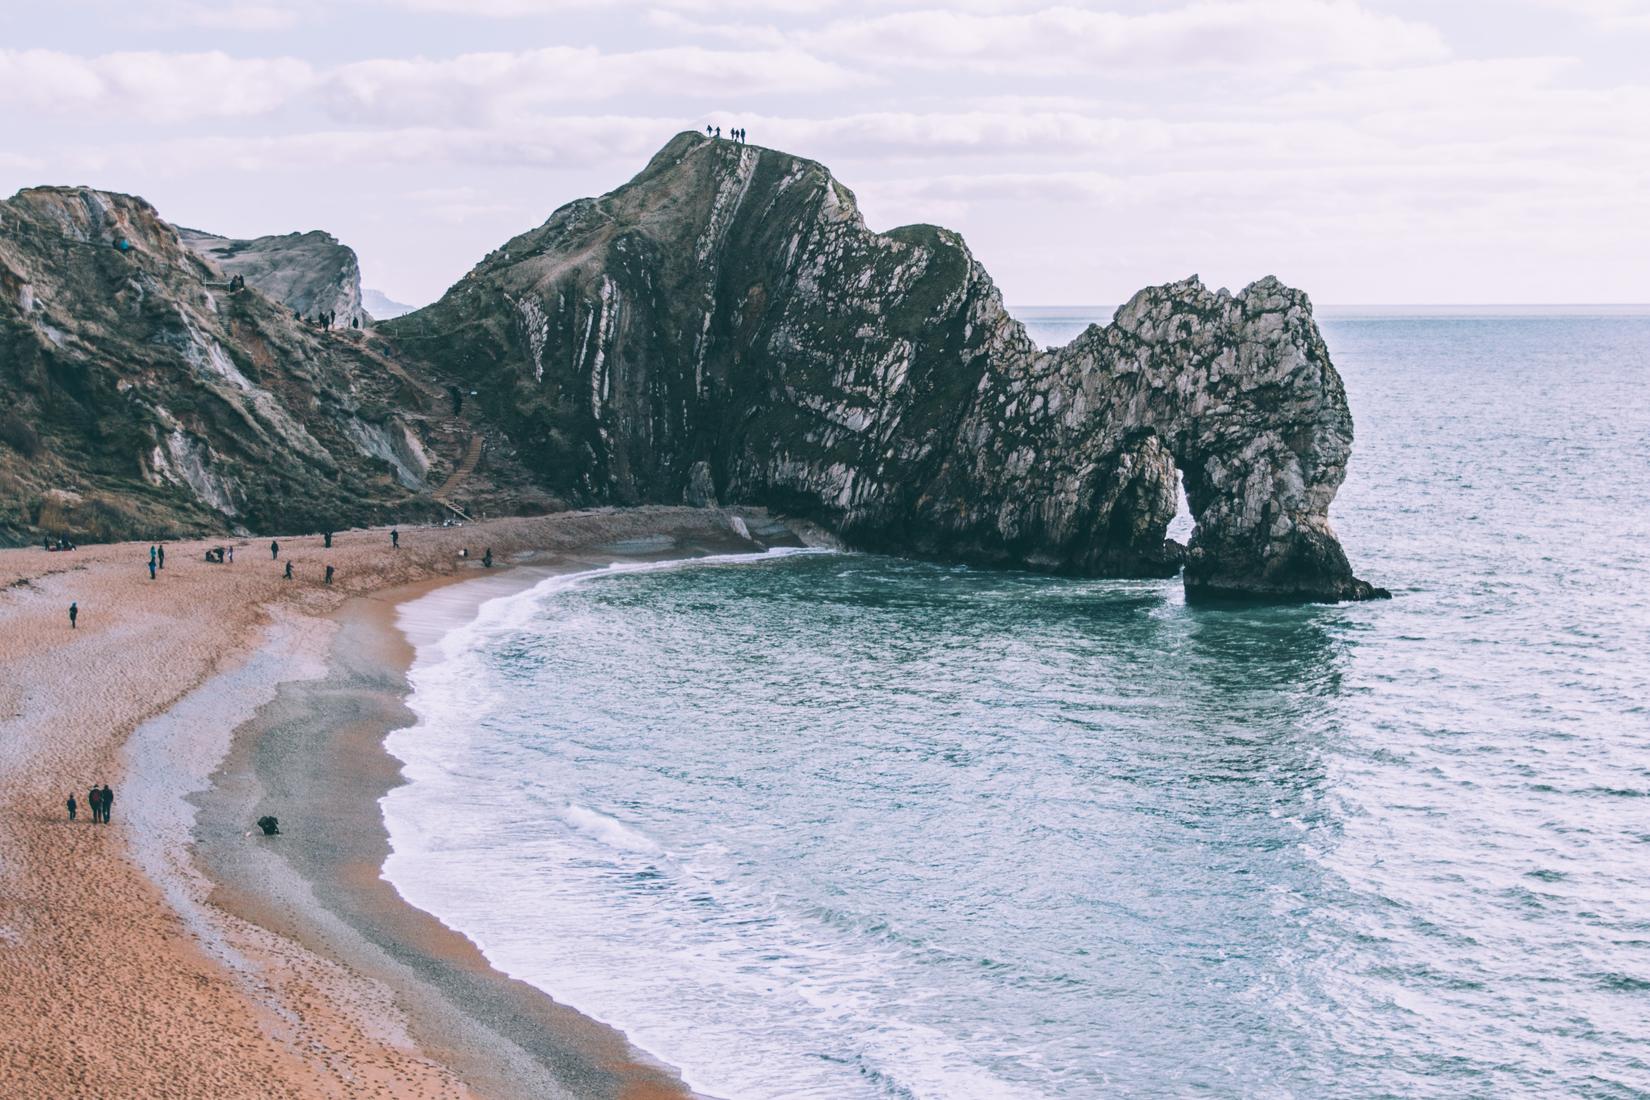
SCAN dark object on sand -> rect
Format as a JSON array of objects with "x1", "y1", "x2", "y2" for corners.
[{"x1": 256, "y1": 815, "x2": 280, "y2": 836}]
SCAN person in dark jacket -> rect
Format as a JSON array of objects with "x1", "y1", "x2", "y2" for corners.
[
  {"x1": 69, "y1": 602, "x2": 78, "y2": 629},
  {"x1": 66, "y1": 793, "x2": 77, "y2": 821},
  {"x1": 283, "y1": 561, "x2": 293, "y2": 580},
  {"x1": 157, "y1": 544, "x2": 165, "y2": 570},
  {"x1": 391, "y1": 528, "x2": 399, "y2": 548},
  {"x1": 271, "y1": 539, "x2": 280, "y2": 559},
  {"x1": 87, "y1": 785, "x2": 101, "y2": 823},
  {"x1": 324, "y1": 564, "x2": 335, "y2": 585},
  {"x1": 100, "y1": 785, "x2": 114, "y2": 824}
]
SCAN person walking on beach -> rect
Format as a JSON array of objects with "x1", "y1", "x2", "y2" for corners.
[
  {"x1": 87, "y1": 785, "x2": 101, "y2": 823},
  {"x1": 148, "y1": 557, "x2": 156, "y2": 581},
  {"x1": 324, "y1": 564, "x2": 335, "y2": 585},
  {"x1": 149, "y1": 545, "x2": 157, "y2": 569},
  {"x1": 100, "y1": 784, "x2": 114, "y2": 824},
  {"x1": 283, "y1": 561, "x2": 293, "y2": 580},
  {"x1": 227, "y1": 545, "x2": 234, "y2": 564},
  {"x1": 69, "y1": 602, "x2": 77, "y2": 629},
  {"x1": 391, "y1": 528, "x2": 399, "y2": 549},
  {"x1": 66, "y1": 793, "x2": 76, "y2": 821},
  {"x1": 271, "y1": 539, "x2": 280, "y2": 560},
  {"x1": 157, "y1": 544, "x2": 165, "y2": 570}
]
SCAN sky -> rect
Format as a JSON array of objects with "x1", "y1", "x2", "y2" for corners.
[{"x1": 3, "y1": 0, "x2": 1648, "y2": 308}]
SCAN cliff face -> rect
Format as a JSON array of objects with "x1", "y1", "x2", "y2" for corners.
[
  {"x1": 0, "y1": 187, "x2": 438, "y2": 540},
  {"x1": 390, "y1": 133, "x2": 1383, "y2": 600},
  {"x1": 178, "y1": 227, "x2": 367, "y2": 325}
]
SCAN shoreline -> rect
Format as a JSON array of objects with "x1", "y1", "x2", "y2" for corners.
[{"x1": 0, "y1": 506, "x2": 811, "y2": 1098}]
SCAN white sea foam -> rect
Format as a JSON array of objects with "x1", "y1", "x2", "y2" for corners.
[{"x1": 380, "y1": 546, "x2": 1059, "y2": 1100}]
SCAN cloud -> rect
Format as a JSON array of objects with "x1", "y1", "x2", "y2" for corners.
[
  {"x1": 323, "y1": 46, "x2": 863, "y2": 125},
  {"x1": 798, "y1": 1, "x2": 1449, "y2": 73},
  {"x1": 0, "y1": 43, "x2": 861, "y2": 127},
  {"x1": 711, "y1": 110, "x2": 1172, "y2": 158},
  {"x1": 57, "y1": 117, "x2": 686, "y2": 175},
  {"x1": 377, "y1": 0, "x2": 1038, "y2": 15},
  {"x1": 0, "y1": 49, "x2": 315, "y2": 120},
  {"x1": 1523, "y1": 0, "x2": 1650, "y2": 29}
]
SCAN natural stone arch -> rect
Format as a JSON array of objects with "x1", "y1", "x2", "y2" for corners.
[
  {"x1": 391, "y1": 133, "x2": 1384, "y2": 601},
  {"x1": 1052, "y1": 276, "x2": 1385, "y2": 602}
]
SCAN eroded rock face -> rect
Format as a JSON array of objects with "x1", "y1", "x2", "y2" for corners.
[
  {"x1": 0, "y1": 187, "x2": 426, "y2": 539},
  {"x1": 390, "y1": 132, "x2": 1384, "y2": 601},
  {"x1": 178, "y1": 227, "x2": 367, "y2": 325}
]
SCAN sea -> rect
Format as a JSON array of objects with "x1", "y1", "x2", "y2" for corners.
[{"x1": 382, "y1": 305, "x2": 1650, "y2": 1099}]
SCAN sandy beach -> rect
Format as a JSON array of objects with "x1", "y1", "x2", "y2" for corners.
[{"x1": 0, "y1": 506, "x2": 808, "y2": 1098}]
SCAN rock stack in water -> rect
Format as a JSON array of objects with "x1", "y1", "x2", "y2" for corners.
[{"x1": 389, "y1": 132, "x2": 1386, "y2": 601}]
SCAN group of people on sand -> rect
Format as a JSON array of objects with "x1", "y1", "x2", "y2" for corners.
[
  {"x1": 68, "y1": 784, "x2": 115, "y2": 824},
  {"x1": 70, "y1": 522, "x2": 503, "y2": 635},
  {"x1": 706, "y1": 125, "x2": 749, "y2": 144}
]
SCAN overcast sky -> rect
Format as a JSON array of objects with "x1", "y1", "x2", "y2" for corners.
[{"x1": 4, "y1": 0, "x2": 1648, "y2": 307}]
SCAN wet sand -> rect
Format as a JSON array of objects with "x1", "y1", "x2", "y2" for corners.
[{"x1": 0, "y1": 507, "x2": 807, "y2": 1098}]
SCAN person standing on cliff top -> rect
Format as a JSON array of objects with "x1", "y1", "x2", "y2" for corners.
[
  {"x1": 68, "y1": 602, "x2": 77, "y2": 629},
  {"x1": 66, "y1": 793, "x2": 76, "y2": 822},
  {"x1": 271, "y1": 539, "x2": 280, "y2": 560}
]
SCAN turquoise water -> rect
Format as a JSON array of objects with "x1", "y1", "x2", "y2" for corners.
[{"x1": 384, "y1": 310, "x2": 1650, "y2": 1098}]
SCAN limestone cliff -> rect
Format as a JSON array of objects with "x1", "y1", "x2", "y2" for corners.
[
  {"x1": 178, "y1": 227, "x2": 367, "y2": 325},
  {"x1": 0, "y1": 187, "x2": 446, "y2": 540},
  {"x1": 389, "y1": 133, "x2": 1384, "y2": 600}
]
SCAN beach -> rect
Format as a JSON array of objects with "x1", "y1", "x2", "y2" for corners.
[{"x1": 0, "y1": 506, "x2": 806, "y2": 1099}]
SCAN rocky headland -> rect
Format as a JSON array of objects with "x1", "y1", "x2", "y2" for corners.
[
  {"x1": 390, "y1": 133, "x2": 1384, "y2": 600},
  {"x1": 0, "y1": 133, "x2": 1384, "y2": 600},
  {"x1": 178, "y1": 226, "x2": 368, "y2": 326}
]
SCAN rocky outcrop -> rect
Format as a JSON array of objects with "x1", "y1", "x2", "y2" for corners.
[
  {"x1": 390, "y1": 133, "x2": 1383, "y2": 601},
  {"x1": 0, "y1": 187, "x2": 435, "y2": 540},
  {"x1": 178, "y1": 227, "x2": 367, "y2": 326}
]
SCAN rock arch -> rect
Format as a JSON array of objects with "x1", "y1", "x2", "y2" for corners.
[{"x1": 389, "y1": 133, "x2": 1386, "y2": 602}]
